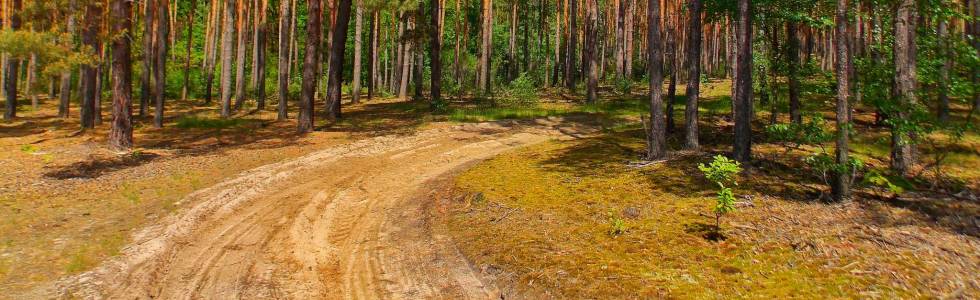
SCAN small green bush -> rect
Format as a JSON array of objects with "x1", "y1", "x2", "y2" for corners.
[
  {"x1": 497, "y1": 73, "x2": 538, "y2": 108},
  {"x1": 698, "y1": 155, "x2": 742, "y2": 229}
]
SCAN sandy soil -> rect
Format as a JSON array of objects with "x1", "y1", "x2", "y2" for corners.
[{"x1": 27, "y1": 118, "x2": 589, "y2": 299}]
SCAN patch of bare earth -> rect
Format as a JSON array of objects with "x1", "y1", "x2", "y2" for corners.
[{"x1": 17, "y1": 118, "x2": 591, "y2": 299}]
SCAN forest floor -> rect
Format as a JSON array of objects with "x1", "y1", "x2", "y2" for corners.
[{"x1": 1, "y1": 79, "x2": 978, "y2": 298}]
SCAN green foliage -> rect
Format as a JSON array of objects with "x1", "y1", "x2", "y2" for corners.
[
  {"x1": 862, "y1": 170, "x2": 905, "y2": 195},
  {"x1": 497, "y1": 73, "x2": 538, "y2": 108},
  {"x1": 804, "y1": 153, "x2": 865, "y2": 188},
  {"x1": 613, "y1": 78, "x2": 633, "y2": 95},
  {"x1": 608, "y1": 213, "x2": 628, "y2": 236},
  {"x1": 698, "y1": 155, "x2": 742, "y2": 186},
  {"x1": 765, "y1": 114, "x2": 834, "y2": 146},
  {"x1": 698, "y1": 155, "x2": 742, "y2": 228},
  {"x1": 20, "y1": 145, "x2": 39, "y2": 154}
]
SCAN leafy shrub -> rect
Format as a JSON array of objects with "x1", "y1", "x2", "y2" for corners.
[
  {"x1": 614, "y1": 78, "x2": 633, "y2": 94},
  {"x1": 608, "y1": 213, "x2": 628, "y2": 236},
  {"x1": 698, "y1": 155, "x2": 742, "y2": 229},
  {"x1": 862, "y1": 170, "x2": 905, "y2": 196},
  {"x1": 497, "y1": 73, "x2": 538, "y2": 108}
]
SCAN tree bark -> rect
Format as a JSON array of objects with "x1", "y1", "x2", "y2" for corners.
[
  {"x1": 584, "y1": 0, "x2": 598, "y2": 103},
  {"x1": 430, "y1": 0, "x2": 443, "y2": 107},
  {"x1": 831, "y1": 0, "x2": 851, "y2": 201},
  {"x1": 59, "y1": 0, "x2": 77, "y2": 118},
  {"x1": 154, "y1": 0, "x2": 170, "y2": 128},
  {"x1": 787, "y1": 21, "x2": 801, "y2": 124},
  {"x1": 564, "y1": 0, "x2": 577, "y2": 89},
  {"x1": 220, "y1": 0, "x2": 237, "y2": 117},
  {"x1": 298, "y1": 0, "x2": 323, "y2": 133},
  {"x1": 141, "y1": 0, "x2": 154, "y2": 117},
  {"x1": 647, "y1": 0, "x2": 665, "y2": 159},
  {"x1": 732, "y1": 0, "x2": 752, "y2": 162},
  {"x1": 326, "y1": 0, "x2": 352, "y2": 119},
  {"x1": 351, "y1": 0, "x2": 363, "y2": 104},
  {"x1": 109, "y1": 0, "x2": 134, "y2": 149},
  {"x1": 255, "y1": 0, "x2": 269, "y2": 109},
  {"x1": 479, "y1": 0, "x2": 493, "y2": 93},
  {"x1": 683, "y1": 0, "x2": 703, "y2": 150},
  {"x1": 278, "y1": 0, "x2": 292, "y2": 120},
  {"x1": 80, "y1": 0, "x2": 101, "y2": 128},
  {"x1": 182, "y1": 0, "x2": 198, "y2": 102},
  {"x1": 937, "y1": 19, "x2": 950, "y2": 123},
  {"x1": 2, "y1": 0, "x2": 21, "y2": 120},
  {"x1": 368, "y1": 10, "x2": 378, "y2": 99},
  {"x1": 890, "y1": 0, "x2": 917, "y2": 175},
  {"x1": 234, "y1": 0, "x2": 250, "y2": 110}
]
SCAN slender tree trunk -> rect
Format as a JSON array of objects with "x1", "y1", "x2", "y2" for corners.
[
  {"x1": 95, "y1": 46, "x2": 104, "y2": 125},
  {"x1": 787, "y1": 21, "x2": 801, "y2": 124},
  {"x1": 298, "y1": 0, "x2": 323, "y2": 132},
  {"x1": 430, "y1": 0, "x2": 443, "y2": 107},
  {"x1": 368, "y1": 10, "x2": 378, "y2": 100},
  {"x1": 220, "y1": 0, "x2": 237, "y2": 117},
  {"x1": 154, "y1": 0, "x2": 170, "y2": 128},
  {"x1": 182, "y1": 0, "x2": 198, "y2": 102},
  {"x1": 647, "y1": 0, "x2": 665, "y2": 159},
  {"x1": 890, "y1": 0, "x2": 917, "y2": 175},
  {"x1": 565, "y1": 0, "x2": 577, "y2": 89},
  {"x1": 2, "y1": 0, "x2": 21, "y2": 120},
  {"x1": 234, "y1": 0, "x2": 250, "y2": 110},
  {"x1": 255, "y1": 0, "x2": 268, "y2": 109},
  {"x1": 732, "y1": 0, "x2": 752, "y2": 162},
  {"x1": 508, "y1": 1, "x2": 518, "y2": 81},
  {"x1": 80, "y1": 0, "x2": 101, "y2": 128},
  {"x1": 831, "y1": 0, "x2": 851, "y2": 200},
  {"x1": 683, "y1": 0, "x2": 703, "y2": 150},
  {"x1": 479, "y1": 0, "x2": 493, "y2": 93},
  {"x1": 278, "y1": 0, "x2": 292, "y2": 119},
  {"x1": 351, "y1": 0, "x2": 363, "y2": 104},
  {"x1": 59, "y1": 0, "x2": 77, "y2": 118},
  {"x1": 110, "y1": 0, "x2": 134, "y2": 149},
  {"x1": 326, "y1": 0, "x2": 352, "y2": 119},
  {"x1": 937, "y1": 20, "x2": 950, "y2": 123},
  {"x1": 27, "y1": 53, "x2": 37, "y2": 110},
  {"x1": 141, "y1": 0, "x2": 154, "y2": 118},
  {"x1": 205, "y1": 0, "x2": 221, "y2": 104},
  {"x1": 584, "y1": 0, "x2": 598, "y2": 103}
]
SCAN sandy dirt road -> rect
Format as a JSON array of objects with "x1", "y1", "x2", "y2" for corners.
[{"x1": 36, "y1": 119, "x2": 587, "y2": 300}]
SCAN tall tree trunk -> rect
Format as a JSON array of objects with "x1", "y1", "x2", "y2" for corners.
[
  {"x1": 59, "y1": 0, "x2": 77, "y2": 118},
  {"x1": 141, "y1": 0, "x2": 154, "y2": 118},
  {"x1": 936, "y1": 19, "x2": 950, "y2": 123},
  {"x1": 787, "y1": 21, "x2": 802, "y2": 124},
  {"x1": 27, "y1": 53, "x2": 37, "y2": 110},
  {"x1": 298, "y1": 0, "x2": 323, "y2": 132},
  {"x1": 234, "y1": 0, "x2": 250, "y2": 110},
  {"x1": 647, "y1": 0, "x2": 665, "y2": 159},
  {"x1": 564, "y1": 0, "x2": 577, "y2": 89},
  {"x1": 508, "y1": 1, "x2": 518, "y2": 81},
  {"x1": 95, "y1": 46, "x2": 104, "y2": 125},
  {"x1": 205, "y1": 0, "x2": 221, "y2": 104},
  {"x1": 220, "y1": 0, "x2": 237, "y2": 117},
  {"x1": 479, "y1": 0, "x2": 493, "y2": 93},
  {"x1": 255, "y1": 0, "x2": 268, "y2": 110},
  {"x1": 351, "y1": 0, "x2": 363, "y2": 104},
  {"x1": 80, "y1": 0, "x2": 101, "y2": 128},
  {"x1": 2, "y1": 0, "x2": 21, "y2": 120},
  {"x1": 430, "y1": 0, "x2": 443, "y2": 107},
  {"x1": 732, "y1": 0, "x2": 752, "y2": 162},
  {"x1": 683, "y1": 0, "x2": 703, "y2": 150},
  {"x1": 367, "y1": 10, "x2": 377, "y2": 99},
  {"x1": 182, "y1": 0, "x2": 198, "y2": 102},
  {"x1": 831, "y1": 0, "x2": 851, "y2": 200},
  {"x1": 890, "y1": 0, "x2": 917, "y2": 175},
  {"x1": 154, "y1": 0, "x2": 170, "y2": 128},
  {"x1": 584, "y1": 0, "x2": 598, "y2": 103},
  {"x1": 109, "y1": 0, "x2": 134, "y2": 149},
  {"x1": 278, "y1": 0, "x2": 292, "y2": 120},
  {"x1": 326, "y1": 0, "x2": 352, "y2": 119}
]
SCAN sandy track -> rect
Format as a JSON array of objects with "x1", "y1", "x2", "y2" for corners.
[{"x1": 39, "y1": 119, "x2": 586, "y2": 299}]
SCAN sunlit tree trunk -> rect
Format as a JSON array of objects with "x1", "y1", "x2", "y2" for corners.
[
  {"x1": 220, "y1": 0, "x2": 237, "y2": 117},
  {"x1": 298, "y1": 0, "x2": 323, "y2": 132},
  {"x1": 683, "y1": 0, "x2": 702, "y2": 150},
  {"x1": 351, "y1": 0, "x2": 363, "y2": 104},
  {"x1": 182, "y1": 0, "x2": 198, "y2": 102},
  {"x1": 831, "y1": 0, "x2": 851, "y2": 200},
  {"x1": 564, "y1": 0, "x2": 577, "y2": 89},
  {"x1": 647, "y1": 0, "x2": 665, "y2": 159},
  {"x1": 153, "y1": 0, "x2": 170, "y2": 128},
  {"x1": 326, "y1": 0, "x2": 352, "y2": 119},
  {"x1": 80, "y1": 0, "x2": 101, "y2": 128},
  {"x1": 141, "y1": 0, "x2": 154, "y2": 117},
  {"x1": 234, "y1": 0, "x2": 250, "y2": 110},
  {"x1": 890, "y1": 0, "x2": 917, "y2": 175},
  {"x1": 479, "y1": 0, "x2": 493, "y2": 93},
  {"x1": 732, "y1": 0, "x2": 752, "y2": 162},
  {"x1": 109, "y1": 0, "x2": 134, "y2": 149},
  {"x1": 430, "y1": 0, "x2": 443, "y2": 107},
  {"x1": 277, "y1": 0, "x2": 292, "y2": 119},
  {"x1": 59, "y1": 0, "x2": 76, "y2": 118},
  {"x1": 2, "y1": 0, "x2": 20, "y2": 120}
]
